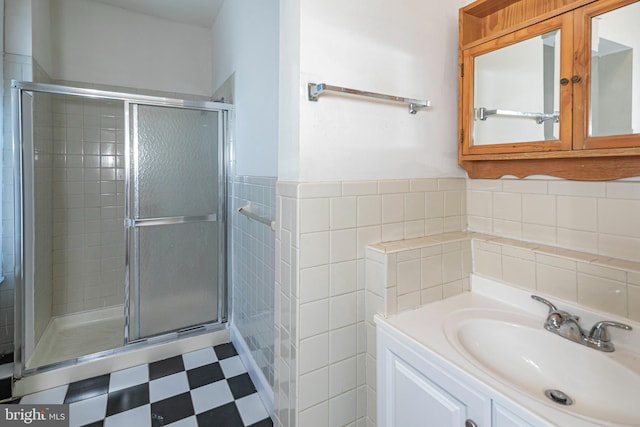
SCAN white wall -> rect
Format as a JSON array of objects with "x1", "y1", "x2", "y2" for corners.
[
  {"x1": 211, "y1": 0, "x2": 279, "y2": 177},
  {"x1": 49, "y1": 0, "x2": 212, "y2": 96},
  {"x1": 31, "y1": 0, "x2": 52, "y2": 75},
  {"x1": 279, "y1": 0, "x2": 468, "y2": 182},
  {"x1": 5, "y1": 0, "x2": 31, "y2": 55}
]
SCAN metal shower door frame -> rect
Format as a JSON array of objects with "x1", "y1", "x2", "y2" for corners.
[
  {"x1": 11, "y1": 81, "x2": 232, "y2": 379},
  {"x1": 124, "y1": 100, "x2": 229, "y2": 343}
]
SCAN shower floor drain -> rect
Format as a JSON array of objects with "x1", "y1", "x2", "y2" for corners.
[{"x1": 545, "y1": 389, "x2": 573, "y2": 406}]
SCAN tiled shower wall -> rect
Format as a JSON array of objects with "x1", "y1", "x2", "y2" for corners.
[
  {"x1": 274, "y1": 178, "x2": 467, "y2": 427},
  {"x1": 49, "y1": 94, "x2": 125, "y2": 316},
  {"x1": 230, "y1": 175, "x2": 276, "y2": 389}
]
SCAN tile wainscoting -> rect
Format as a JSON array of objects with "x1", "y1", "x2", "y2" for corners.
[
  {"x1": 273, "y1": 178, "x2": 467, "y2": 427},
  {"x1": 273, "y1": 176, "x2": 639, "y2": 427}
]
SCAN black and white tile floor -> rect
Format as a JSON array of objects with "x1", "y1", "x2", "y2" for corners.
[{"x1": 16, "y1": 343, "x2": 273, "y2": 427}]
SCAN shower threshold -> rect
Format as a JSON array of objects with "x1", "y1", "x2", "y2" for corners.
[{"x1": 27, "y1": 306, "x2": 124, "y2": 369}]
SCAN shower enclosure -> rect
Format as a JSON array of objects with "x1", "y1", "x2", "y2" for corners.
[{"x1": 11, "y1": 81, "x2": 232, "y2": 378}]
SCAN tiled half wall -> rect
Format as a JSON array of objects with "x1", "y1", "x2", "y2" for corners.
[{"x1": 274, "y1": 178, "x2": 467, "y2": 427}]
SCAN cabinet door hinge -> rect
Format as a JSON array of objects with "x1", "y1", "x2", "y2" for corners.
[
  {"x1": 460, "y1": 63, "x2": 464, "y2": 78},
  {"x1": 460, "y1": 129, "x2": 464, "y2": 145}
]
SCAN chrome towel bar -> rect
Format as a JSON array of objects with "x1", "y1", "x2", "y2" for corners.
[
  {"x1": 307, "y1": 82, "x2": 430, "y2": 114},
  {"x1": 237, "y1": 203, "x2": 276, "y2": 231},
  {"x1": 475, "y1": 107, "x2": 559, "y2": 124}
]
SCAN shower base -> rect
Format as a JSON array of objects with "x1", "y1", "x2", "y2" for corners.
[{"x1": 27, "y1": 306, "x2": 124, "y2": 369}]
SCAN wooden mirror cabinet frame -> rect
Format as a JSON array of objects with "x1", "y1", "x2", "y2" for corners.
[{"x1": 458, "y1": 0, "x2": 640, "y2": 180}]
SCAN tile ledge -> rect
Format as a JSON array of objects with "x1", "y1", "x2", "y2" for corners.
[
  {"x1": 367, "y1": 231, "x2": 640, "y2": 273},
  {"x1": 368, "y1": 231, "x2": 474, "y2": 253},
  {"x1": 473, "y1": 234, "x2": 640, "y2": 274}
]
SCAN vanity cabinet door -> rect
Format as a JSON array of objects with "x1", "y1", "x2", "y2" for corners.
[
  {"x1": 377, "y1": 329, "x2": 490, "y2": 427},
  {"x1": 385, "y1": 349, "x2": 470, "y2": 426},
  {"x1": 493, "y1": 403, "x2": 536, "y2": 427}
]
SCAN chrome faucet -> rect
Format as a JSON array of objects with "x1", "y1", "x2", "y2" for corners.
[{"x1": 531, "y1": 295, "x2": 632, "y2": 352}]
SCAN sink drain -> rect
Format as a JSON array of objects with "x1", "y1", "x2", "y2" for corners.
[{"x1": 545, "y1": 389, "x2": 573, "y2": 406}]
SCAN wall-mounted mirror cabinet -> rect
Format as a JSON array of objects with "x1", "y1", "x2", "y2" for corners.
[{"x1": 458, "y1": 0, "x2": 640, "y2": 180}]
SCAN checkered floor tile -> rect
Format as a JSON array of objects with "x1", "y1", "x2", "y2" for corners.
[{"x1": 17, "y1": 343, "x2": 272, "y2": 427}]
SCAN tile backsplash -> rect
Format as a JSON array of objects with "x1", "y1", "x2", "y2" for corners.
[
  {"x1": 467, "y1": 178, "x2": 640, "y2": 262},
  {"x1": 472, "y1": 235, "x2": 640, "y2": 321}
]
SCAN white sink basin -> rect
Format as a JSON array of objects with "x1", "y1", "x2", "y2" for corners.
[{"x1": 444, "y1": 309, "x2": 640, "y2": 425}]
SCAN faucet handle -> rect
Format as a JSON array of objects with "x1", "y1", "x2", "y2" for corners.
[
  {"x1": 589, "y1": 320, "x2": 632, "y2": 343},
  {"x1": 531, "y1": 295, "x2": 558, "y2": 313}
]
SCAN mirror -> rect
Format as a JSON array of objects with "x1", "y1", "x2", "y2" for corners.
[
  {"x1": 590, "y1": 1, "x2": 640, "y2": 137},
  {"x1": 473, "y1": 30, "x2": 561, "y2": 146}
]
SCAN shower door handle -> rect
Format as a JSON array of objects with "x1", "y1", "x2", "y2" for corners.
[{"x1": 127, "y1": 214, "x2": 217, "y2": 228}]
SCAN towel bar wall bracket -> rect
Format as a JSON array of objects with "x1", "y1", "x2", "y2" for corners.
[
  {"x1": 307, "y1": 82, "x2": 430, "y2": 114},
  {"x1": 237, "y1": 203, "x2": 276, "y2": 231}
]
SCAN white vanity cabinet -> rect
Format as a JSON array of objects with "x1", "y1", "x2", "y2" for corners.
[
  {"x1": 377, "y1": 318, "x2": 542, "y2": 427},
  {"x1": 377, "y1": 324, "x2": 491, "y2": 427}
]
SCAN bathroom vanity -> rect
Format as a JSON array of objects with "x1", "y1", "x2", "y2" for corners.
[{"x1": 376, "y1": 275, "x2": 640, "y2": 426}]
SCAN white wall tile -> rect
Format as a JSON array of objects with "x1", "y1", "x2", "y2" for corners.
[
  {"x1": 493, "y1": 192, "x2": 521, "y2": 221},
  {"x1": 300, "y1": 199, "x2": 330, "y2": 233},
  {"x1": 381, "y1": 194, "x2": 404, "y2": 224},
  {"x1": 330, "y1": 261, "x2": 357, "y2": 296},
  {"x1": 329, "y1": 389, "x2": 357, "y2": 427},
  {"x1": 557, "y1": 196, "x2": 597, "y2": 231},
  {"x1": 328, "y1": 358, "x2": 357, "y2": 398},
  {"x1": 330, "y1": 293, "x2": 357, "y2": 329},
  {"x1": 299, "y1": 334, "x2": 329, "y2": 375},
  {"x1": 330, "y1": 229, "x2": 357, "y2": 263},
  {"x1": 548, "y1": 181, "x2": 606, "y2": 197},
  {"x1": 598, "y1": 234, "x2": 640, "y2": 262},
  {"x1": 299, "y1": 299, "x2": 329, "y2": 339},
  {"x1": 330, "y1": 197, "x2": 357, "y2": 230},
  {"x1": 522, "y1": 194, "x2": 555, "y2": 226},
  {"x1": 404, "y1": 193, "x2": 425, "y2": 221},
  {"x1": 357, "y1": 196, "x2": 381, "y2": 227},
  {"x1": 396, "y1": 259, "x2": 421, "y2": 295},
  {"x1": 502, "y1": 256, "x2": 536, "y2": 290},
  {"x1": 300, "y1": 266, "x2": 329, "y2": 304},
  {"x1": 299, "y1": 232, "x2": 330, "y2": 268},
  {"x1": 299, "y1": 367, "x2": 329, "y2": 411},
  {"x1": 536, "y1": 264, "x2": 577, "y2": 301},
  {"x1": 556, "y1": 228, "x2": 597, "y2": 254},
  {"x1": 577, "y1": 274, "x2": 627, "y2": 317},
  {"x1": 598, "y1": 198, "x2": 640, "y2": 238},
  {"x1": 467, "y1": 190, "x2": 492, "y2": 218},
  {"x1": 329, "y1": 325, "x2": 358, "y2": 364},
  {"x1": 378, "y1": 180, "x2": 409, "y2": 194}
]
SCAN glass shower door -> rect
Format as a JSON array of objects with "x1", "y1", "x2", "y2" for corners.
[{"x1": 127, "y1": 103, "x2": 225, "y2": 341}]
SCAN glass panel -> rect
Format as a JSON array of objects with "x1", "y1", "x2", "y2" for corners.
[
  {"x1": 590, "y1": 2, "x2": 640, "y2": 137},
  {"x1": 24, "y1": 92, "x2": 126, "y2": 370},
  {"x1": 473, "y1": 30, "x2": 561, "y2": 145},
  {"x1": 135, "y1": 105, "x2": 218, "y2": 218},
  {"x1": 129, "y1": 103, "x2": 222, "y2": 341},
  {"x1": 136, "y1": 222, "x2": 218, "y2": 338}
]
